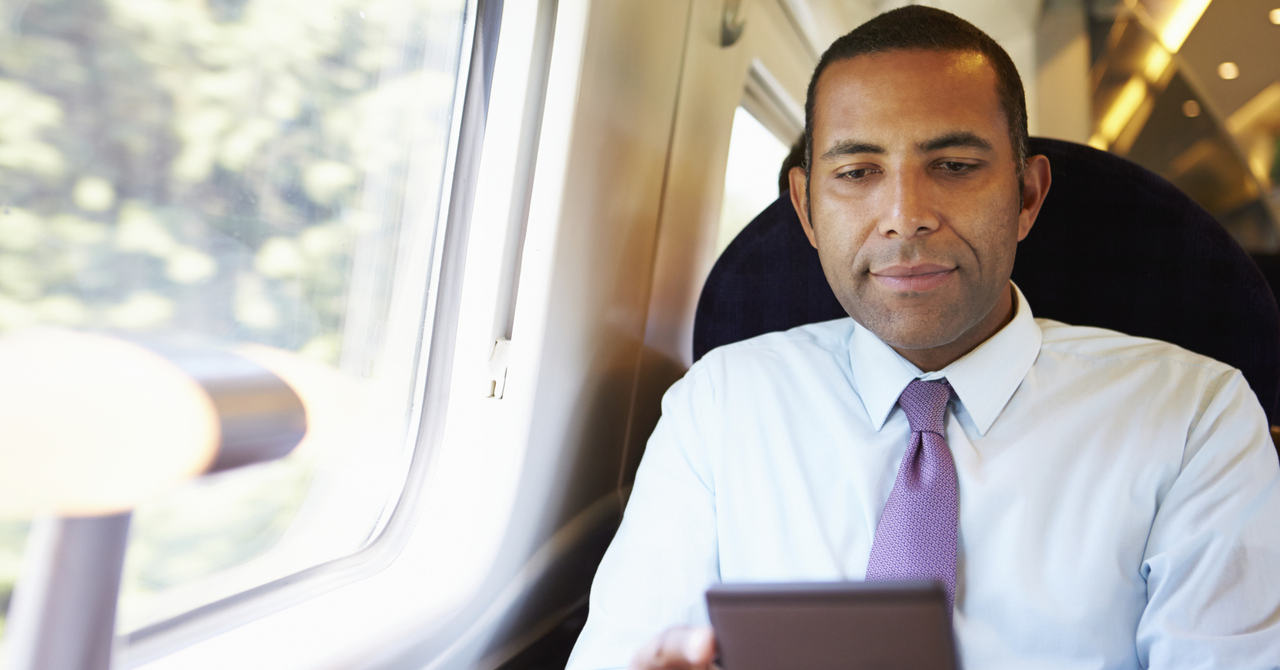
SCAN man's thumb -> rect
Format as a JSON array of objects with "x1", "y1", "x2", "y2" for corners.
[{"x1": 682, "y1": 626, "x2": 715, "y2": 665}]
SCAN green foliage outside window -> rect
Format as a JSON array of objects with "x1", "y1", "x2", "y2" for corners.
[{"x1": 0, "y1": 0, "x2": 462, "y2": 646}]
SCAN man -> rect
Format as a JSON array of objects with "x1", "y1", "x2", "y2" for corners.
[{"x1": 568, "y1": 7, "x2": 1280, "y2": 670}]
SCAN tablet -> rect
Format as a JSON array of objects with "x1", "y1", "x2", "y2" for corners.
[{"x1": 706, "y1": 580, "x2": 957, "y2": 670}]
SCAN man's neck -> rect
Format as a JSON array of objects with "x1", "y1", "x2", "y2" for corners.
[{"x1": 891, "y1": 283, "x2": 1017, "y2": 373}]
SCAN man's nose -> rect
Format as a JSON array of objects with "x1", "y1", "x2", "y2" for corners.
[{"x1": 877, "y1": 169, "x2": 941, "y2": 239}]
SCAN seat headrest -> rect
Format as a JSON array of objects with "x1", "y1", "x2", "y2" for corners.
[{"x1": 694, "y1": 137, "x2": 1280, "y2": 423}]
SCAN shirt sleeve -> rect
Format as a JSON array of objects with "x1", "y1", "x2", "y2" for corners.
[
  {"x1": 1138, "y1": 368, "x2": 1280, "y2": 669},
  {"x1": 566, "y1": 363, "x2": 722, "y2": 670}
]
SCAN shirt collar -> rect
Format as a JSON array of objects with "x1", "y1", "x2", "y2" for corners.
[{"x1": 847, "y1": 283, "x2": 1041, "y2": 436}]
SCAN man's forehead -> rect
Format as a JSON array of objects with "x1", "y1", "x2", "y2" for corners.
[
  {"x1": 818, "y1": 48, "x2": 996, "y2": 92},
  {"x1": 811, "y1": 49, "x2": 1006, "y2": 153}
]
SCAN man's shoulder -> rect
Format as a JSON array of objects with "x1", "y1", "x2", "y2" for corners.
[
  {"x1": 687, "y1": 319, "x2": 857, "y2": 397},
  {"x1": 699, "y1": 318, "x2": 856, "y2": 370},
  {"x1": 1035, "y1": 318, "x2": 1236, "y2": 375}
]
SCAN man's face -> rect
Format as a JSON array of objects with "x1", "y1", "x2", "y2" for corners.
[{"x1": 791, "y1": 49, "x2": 1045, "y2": 361}]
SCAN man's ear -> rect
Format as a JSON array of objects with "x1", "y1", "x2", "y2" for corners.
[
  {"x1": 1017, "y1": 155, "x2": 1051, "y2": 242},
  {"x1": 788, "y1": 166, "x2": 818, "y2": 249}
]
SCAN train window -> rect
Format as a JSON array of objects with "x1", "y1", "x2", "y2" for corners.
[
  {"x1": 0, "y1": 0, "x2": 469, "y2": 650},
  {"x1": 716, "y1": 106, "x2": 792, "y2": 256}
]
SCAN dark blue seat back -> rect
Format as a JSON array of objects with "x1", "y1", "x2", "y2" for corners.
[{"x1": 693, "y1": 137, "x2": 1280, "y2": 424}]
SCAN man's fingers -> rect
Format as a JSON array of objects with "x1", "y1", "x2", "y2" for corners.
[
  {"x1": 655, "y1": 627, "x2": 692, "y2": 666},
  {"x1": 683, "y1": 626, "x2": 716, "y2": 665},
  {"x1": 630, "y1": 636, "x2": 661, "y2": 669},
  {"x1": 631, "y1": 626, "x2": 717, "y2": 669}
]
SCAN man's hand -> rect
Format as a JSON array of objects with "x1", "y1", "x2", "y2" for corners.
[{"x1": 629, "y1": 626, "x2": 717, "y2": 670}]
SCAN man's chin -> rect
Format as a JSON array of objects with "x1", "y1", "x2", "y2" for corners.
[
  {"x1": 849, "y1": 297, "x2": 965, "y2": 343},
  {"x1": 875, "y1": 330, "x2": 964, "y2": 352},
  {"x1": 850, "y1": 306, "x2": 969, "y2": 352}
]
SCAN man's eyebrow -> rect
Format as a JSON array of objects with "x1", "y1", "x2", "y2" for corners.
[
  {"x1": 821, "y1": 140, "x2": 885, "y2": 160},
  {"x1": 918, "y1": 131, "x2": 993, "y2": 153}
]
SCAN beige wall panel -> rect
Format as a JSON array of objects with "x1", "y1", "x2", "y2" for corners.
[
  {"x1": 747, "y1": 0, "x2": 820, "y2": 108},
  {"x1": 517, "y1": 0, "x2": 692, "y2": 540},
  {"x1": 621, "y1": 0, "x2": 817, "y2": 490},
  {"x1": 1036, "y1": 0, "x2": 1091, "y2": 143}
]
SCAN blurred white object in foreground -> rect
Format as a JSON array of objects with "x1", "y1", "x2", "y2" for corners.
[
  {"x1": 0, "y1": 327, "x2": 306, "y2": 670},
  {"x1": 0, "y1": 329, "x2": 221, "y2": 518}
]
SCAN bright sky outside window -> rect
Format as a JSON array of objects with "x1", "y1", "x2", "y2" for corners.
[
  {"x1": 717, "y1": 106, "x2": 792, "y2": 257},
  {"x1": 0, "y1": 0, "x2": 468, "y2": 646}
]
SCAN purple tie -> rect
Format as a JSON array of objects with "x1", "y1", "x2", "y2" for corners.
[{"x1": 865, "y1": 379, "x2": 958, "y2": 612}]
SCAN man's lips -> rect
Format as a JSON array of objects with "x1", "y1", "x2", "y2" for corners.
[{"x1": 869, "y1": 263, "x2": 956, "y2": 292}]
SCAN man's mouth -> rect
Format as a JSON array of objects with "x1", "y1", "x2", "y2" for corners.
[{"x1": 869, "y1": 263, "x2": 956, "y2": 292}]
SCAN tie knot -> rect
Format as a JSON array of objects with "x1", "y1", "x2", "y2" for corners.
[{"x1": 898, "y1": 379, "x2": 952, "y2": 434}]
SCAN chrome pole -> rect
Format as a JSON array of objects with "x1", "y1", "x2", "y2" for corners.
[{"x1": 4, "y1": 513, "x2": 132, "y2": 670}]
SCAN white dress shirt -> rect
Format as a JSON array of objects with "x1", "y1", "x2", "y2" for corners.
[{"x1": 567, "y1": 286, "x2": 1280, "y2": 670}]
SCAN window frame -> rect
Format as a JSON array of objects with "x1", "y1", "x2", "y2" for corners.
[{"x1": 118, "y1": 0, "x2": 494, "y2": 664}]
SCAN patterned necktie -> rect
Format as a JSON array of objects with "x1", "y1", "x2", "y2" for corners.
[{"x1": 865, "y1": 378, "x2": 959, "y2": 612}]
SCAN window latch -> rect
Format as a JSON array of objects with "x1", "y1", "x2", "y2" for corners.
[{"x1": 487, "y1": 338, "x2": 510, "y2": 399}]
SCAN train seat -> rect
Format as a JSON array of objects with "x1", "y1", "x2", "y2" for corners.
[{"x1": 692, "y1": 137, "x2": 1280, "y2": 427}]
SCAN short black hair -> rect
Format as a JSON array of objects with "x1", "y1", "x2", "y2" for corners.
[{"x1": 802, "y1": 6, "x2": 1028, "y2": 181}]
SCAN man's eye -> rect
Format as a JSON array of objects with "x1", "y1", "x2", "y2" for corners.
[
  {"x1": 838, "y1": 168, "x2": 872, "y2": 180},
  {"x1": 938, "y1": 161, "x2": 975, "y2": 173}
]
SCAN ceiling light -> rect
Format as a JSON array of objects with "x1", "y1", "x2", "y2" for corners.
[
  {"x1": 1182, "y1": 100, "x2": 1201, "y2": 117},
  {"x1": 1099, "y1": 77, "x2": 1148, "y2": 143},
  {"x1": 1270, "y1": 8, "x2": 1280, "y2": 24},
  {"x1": 1218, "y1": 62, "x2": 1240, "y2": 80},
  {"x1": 1143, "y1": 46, "x2": 1172, "y2": 82},
  {"x1": 1226, "y1": 82, "x2": 1280, "y2": 134},
  {"x1": 1159, "y1": 0, "x2": 1213, "y2": 52}
]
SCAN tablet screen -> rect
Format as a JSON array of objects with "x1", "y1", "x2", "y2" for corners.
[{"x1": 706, "y1": 580, "x2": 957, "y2": 670}]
